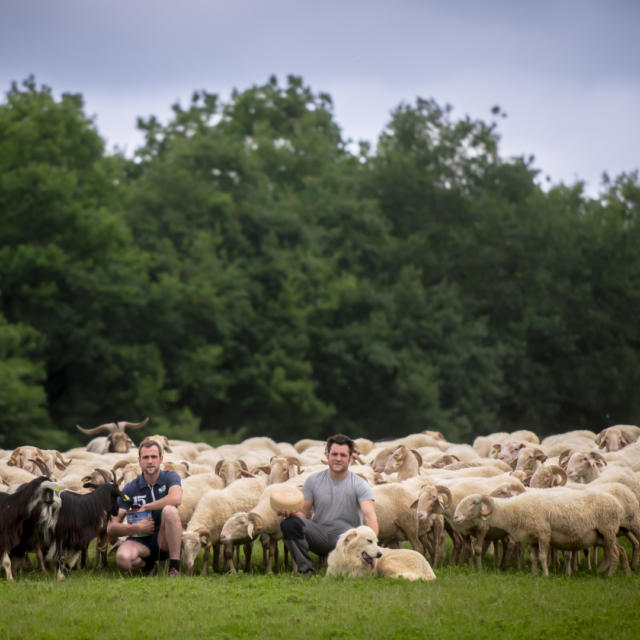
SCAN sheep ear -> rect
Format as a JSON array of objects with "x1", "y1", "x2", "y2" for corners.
[
  {"x1": 479, "y1": 497, "x2": 493, "y2": 518},
  {"x1": 435, "y1": 485, "x2": 452, "y2": 509},
  {"x1": 590, "y1": 452, "x2": 607, "y2": 470},
  {"x1": 410, "y1": 499, "x2": 418, "y2": 510},
  {"x1": 558, "y1": 449, "x2": 572, "y2": 469}
]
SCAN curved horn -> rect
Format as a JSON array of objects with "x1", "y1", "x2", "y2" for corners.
[
  {"x1": 119, "y1": 417, "x2": 150, "y2": 431},
  {"x1": 76, "y1": 422, "x2": 117, "y2": 435},
  {"x1": 551, "y1": 465, "x2": 568, "y2": 486},
  {"x1": 410, "y1": 449, "x2": 423, "y2": 467},
  {"x1": 29, "y1": 458, "x2": 50, "y2": 477}
]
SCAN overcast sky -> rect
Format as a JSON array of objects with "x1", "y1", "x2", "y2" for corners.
[{"x1": 2, "y1": 0, "x2": 638, "y2": 197}]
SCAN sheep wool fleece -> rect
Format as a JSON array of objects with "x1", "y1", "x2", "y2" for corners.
[{"x1": 281, "y1": 470, "x2": 373, "y2": 573}]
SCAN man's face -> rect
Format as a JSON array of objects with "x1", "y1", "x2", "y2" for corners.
[
  {"x1": 139, "y1": 446, "x2": 161, "y2": 476},
  {"x1": 327, "y1": 443, "x2": 351, "y2": 474}
]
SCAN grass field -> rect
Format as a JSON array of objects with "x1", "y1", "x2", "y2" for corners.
[{"x1": 1, "y1": 554, "x2": 640, "y2": 640}]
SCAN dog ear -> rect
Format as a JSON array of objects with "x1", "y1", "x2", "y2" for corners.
[{"x1": 342, "y1": 529, "x2": 358, "y2": 546}]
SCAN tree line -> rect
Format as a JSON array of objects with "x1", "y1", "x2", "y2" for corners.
[{"x1": 1, "y1": 75, "x2": 638, "y2": 449}]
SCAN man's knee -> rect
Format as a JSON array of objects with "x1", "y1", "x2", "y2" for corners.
[
  {"x1": 281, "y1": 515, "x2": 305, "y2": 540},
  {"x1": 161, "y1": 505, "x2": 180, "y2": 523}
]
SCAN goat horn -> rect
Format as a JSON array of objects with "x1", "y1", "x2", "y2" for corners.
[
  {"x1": 29, "y1": 458, "x2": 50, "y2": 476},
  {"x1": 119, "y1": 417, "x2": 150, "y2": 430},
  {"x1": 76, "y1": 422, "x2": 118, "y2": 435}
]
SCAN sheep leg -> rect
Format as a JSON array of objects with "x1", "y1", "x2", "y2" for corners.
[
  {"x1": 596, "y1": 532, "x2": 619, "y2": 576},
  {"x1": 621, "y1": 530, "x2": 639, "y2": 570},
  {"x1": 537, "y1": 540, "x2": 551, "y2": 577},
  {"x1": 223, "y1": 542, "x2": 236, "y2": 574},
  {"x1": 212, "y1": 542, "x2": 221, "y2": 573},
  {"x1": 394, "y1": 516, "x2": 425, "y2": 556},
  {"x1": 200, "y1": 545, "x2": 211, "y2": 576},
  {"x1": 243, "y1": 541, "x2": 253, "y2": 573},
  {"x1": 528, "y1": 544, "x2": 540, "y2": 575}
]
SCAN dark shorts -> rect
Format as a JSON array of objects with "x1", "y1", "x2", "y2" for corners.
[{"x1": 126, "y1": 532, "x2": 159, "y2": 571}]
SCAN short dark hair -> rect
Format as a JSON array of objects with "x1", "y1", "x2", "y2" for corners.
[
  {"x1": 326, "y1": 433, "x2": 355, "y2": 456},
  {"x1": 138, "y1": 438, "x2": 163, "y2": 457}
]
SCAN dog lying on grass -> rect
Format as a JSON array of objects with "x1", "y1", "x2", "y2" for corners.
[{"x1": 326, "y1": 525, "x2": 436, "y2": 581}]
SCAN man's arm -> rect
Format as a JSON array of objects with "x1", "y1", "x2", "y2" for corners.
[
  {"x1": 106, "y1": 507, "x2": 154, "y2": 538},
  {"x1": 139, "y1": 484, "x2": 182, "y2": 512},
  {"x1": 360, "y1": 499, "x2": 378, "y2": 536}
]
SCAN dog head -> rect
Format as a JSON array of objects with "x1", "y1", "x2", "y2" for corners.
[{"x1": 340, "y1": 525, "x2": 382, "y2": 571}]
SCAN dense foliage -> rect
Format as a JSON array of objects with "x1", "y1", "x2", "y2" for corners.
[{"x1": 1, "y1": 76, "x2": 639, "y2": 448}]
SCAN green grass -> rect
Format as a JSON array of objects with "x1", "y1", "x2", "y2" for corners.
[{"x1": 2, "y1": 558, "x2": 640, "y2": 640}]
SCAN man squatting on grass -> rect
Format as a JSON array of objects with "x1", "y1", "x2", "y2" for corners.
[
  {"x1": 107, "y1": 438, "x2": 183, "y2": 577},
  {"x1": 277, "y1": 433, "x2": 379, "y2": 576}
]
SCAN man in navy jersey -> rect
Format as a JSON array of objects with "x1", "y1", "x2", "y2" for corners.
[{"x1": 107, "y1": 438, "x2": 182, "y2": 577}]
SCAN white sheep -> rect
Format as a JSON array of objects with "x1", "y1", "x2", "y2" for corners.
[
  {"x1": 178, "y1": 472, "x2": 226, "y2": 528},
  {"x1": 452, "y1": 487, "x2": 626, "y2": 576},
  {"x1": 181, "y1": 476, "x2": 266, "y2": 575},
  {"x1": 595, "y1": 425, "x2": 640, "y2": 452},
  {"x1": 415, "y1": 474, "x2": 525, "y2": 567},
  {"x1": 218, "y1": 511, "x2": 255, "y2": 574}
]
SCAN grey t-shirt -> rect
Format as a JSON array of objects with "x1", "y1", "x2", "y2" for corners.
[{"x1": 302, "y1": 469, "x2": 374, "y2": 530}]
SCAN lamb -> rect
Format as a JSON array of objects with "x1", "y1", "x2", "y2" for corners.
[
  {"x1": 513, "y1": 446, "x2": 548, "y2": 482},
  {"x1": 414, "y1": 474, "x2": 526, "y2": 566},
  {"x1": 0, "y1": 461, "x2": 38, "y2": 487},
  {"x1": 181, "y1": 476, "x2": 267, "y2": 575},
  {"x1": 218, "y1": 512, "x2": 254, "y2": 574},
  {"x1": 529, "y1": 465, "x2": 567, "y2": 489},
  {"x1": 214, "y1": 458, "x2": 255, "y2": 486},
  {"x1": 411, "y1": 484, "x2": 449, "y2": 567},
  {"x1": 452, "y1": 487, "x2": 626, "y2": 576},
  {"x1": 370, "y1": 482, "x2": 426, "y2": 554},
  {"x1": 540, "y1": 430, "x2": 597, "y2": 458},
  {"x1": 595, "y1": 425, "x2": 640, "y2": 452},
  {"x1": 382, "y1": 445, "x2": 423, "y2": 480},
  {"x1": 7, "y1": 447, "x2": 71, "y2": 476}
]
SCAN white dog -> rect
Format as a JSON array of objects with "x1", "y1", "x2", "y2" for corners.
[
  {"x1": 327, "y1": 526, "x2": 436, "y2": 581},
  {"x1": 327, "y1": 526, "x2": 383, "y2": 577}
]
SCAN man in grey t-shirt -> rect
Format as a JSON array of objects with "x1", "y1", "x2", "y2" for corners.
[{"x1": 278, "y1": 433, "x2": 378, "y2": 576}]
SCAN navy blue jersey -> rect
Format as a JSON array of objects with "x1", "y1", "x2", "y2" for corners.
[{"x1": 119, "y1": 469, "x2": 181, "y2": 529}]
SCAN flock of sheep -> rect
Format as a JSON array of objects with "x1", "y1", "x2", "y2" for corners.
[{"x1": 2, "y1": 421, "x2": 640, "y2": 580}]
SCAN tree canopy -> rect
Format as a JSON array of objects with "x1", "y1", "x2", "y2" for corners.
[{"x1": 1, "y1": 75, "x2": 638, "y2": 448}]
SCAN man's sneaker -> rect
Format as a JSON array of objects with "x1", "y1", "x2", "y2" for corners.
[{"x1": 167, "y1": 567, "x2": 180, "y2": 578}]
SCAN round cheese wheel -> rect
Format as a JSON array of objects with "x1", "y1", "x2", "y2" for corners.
[{"x1": 270, "y1": 485, "x2": 305, "y2": 513}]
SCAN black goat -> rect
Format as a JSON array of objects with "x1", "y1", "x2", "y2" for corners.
[
  {"x1": 1, "y1": 476, "x2": 62, "y2": 581},
  {"x1": 47, "y1": 482, "x2": 121, "y2": 579}
]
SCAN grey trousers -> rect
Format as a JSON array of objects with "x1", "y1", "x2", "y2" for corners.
[{"x1": 280, "y1": 516, "x2": 346, "y2": 573}]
